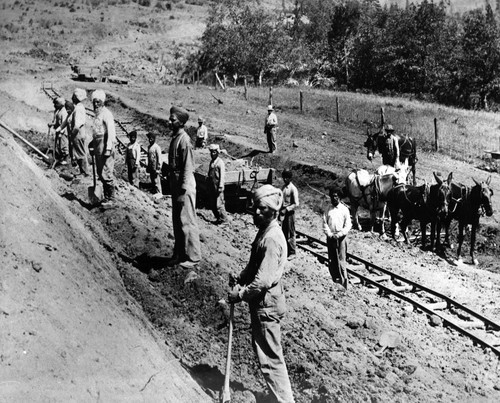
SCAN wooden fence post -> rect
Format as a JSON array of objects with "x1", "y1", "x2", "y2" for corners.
[
  {"x1": 380, "y1": 107, "x2": 385, "y2": 128},
  {"x1": 269, "y1": 87, "x2": 273, "y2": 106},
  {"x1": 197, "y1": 69, "x2": 199, "y2": 86},
  {"x1": 434, "y1": 117, "x2": 439, "y2": 151},
  {"x1": 244, "y1": 77, "x2": 248, "y2": 101},
  {"x1": 336, "y1": 97, "x2": 340, "y2": 123},
  {"x1": 300, "y1": 90, "x2": 303, "y2": 113}
]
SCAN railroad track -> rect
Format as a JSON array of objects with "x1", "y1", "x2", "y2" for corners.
[{"x1": 296, "y1": 229, "x2": 500, "y2": 357}]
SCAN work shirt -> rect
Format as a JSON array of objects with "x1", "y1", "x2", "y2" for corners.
[
  {"x1": 91, "y1": 106, "x2": 116, "y2": 153},
  {"x1": 148, "y1": 142, "x2": 162, "y2": 173},
  {"x1": 52, "y1": 107, "x2": 68, "y2": 131},
  {"x1": 196, "y1": 124, "x2": 208, "y2": 141},
  {"x1": 73, "y1": 102, "x2": 86, "y2": 135},
  {"x1": 168, "y1": 129, "x2": 196, "y2": 191},
  {"x1": 323, "y1": 202, "x2": 352, "y2": 238},
  {"x1": 282, "y1": 182, "x2": 299, "y2": 212},
  {"x1": 126, "y1": 141, "x2": 141, "y2": 167},
  {"x1": 265, "y1": 112, "x2": 278, "y2": 129},
  {"x1": 237, "y1": 219, "x2": 287, "y2": 308},
  {"x1": 208, "y1": 156, "x2": 225, "y2": 190}
]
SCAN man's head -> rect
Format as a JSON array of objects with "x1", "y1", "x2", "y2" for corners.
[
  {"x1": 53, "y1": 97, "x2": 65, "y2": 109},
  {"x1": 147, "y1": 132, "x2": 156, "y2": 145},
  {"x1": 329, "y1": 186, "x2": 342, "y2": 207},
  {"x1": 129, "y1": 130, "x2": 137, "y2": 143},
  {"x1": 72, "y1": 88, "x2": 87, "y2": 104},
  {"x1": 208, "y1": 143, "x2": 220, "y2": 159},
  {"x1": 252, "y1": 185, "x2": 282, "y2": 227},
  {"x1": 198, "y1": 116, "x2": 204, "y2": 126},
  {"x1": 282, "y1": 169, "x2": 292, "y2": 185},
  {"x1": 385, "y1": 124, "x2": 394, "y2": 135},
  {"x1": 169, "y1": 106, "x2": 189, "y2": 132},
  {"x1": 64, "y1": 100, "x2": 74, "y2": 113},
  {"x1": 91, "y1": 89, "x2": 106, "y2": 111},
  {"x1": 267, "y1": 105, "x2": 273, "y2": 114}
]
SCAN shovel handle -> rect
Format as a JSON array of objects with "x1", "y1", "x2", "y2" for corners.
[
  {"x1": 0, "y1": 119, "x2": 50, "y2": 162},
  {"x1": 220, "y1": 303, "x2": 234, "y2": 403}
]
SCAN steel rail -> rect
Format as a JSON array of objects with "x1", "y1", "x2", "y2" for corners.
[{"x1": 296, "y1": 229, "x2": 500, "y2": 357}]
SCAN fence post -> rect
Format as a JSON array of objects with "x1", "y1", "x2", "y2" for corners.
[
  {"x1": 269, "y1": 87, "x2": 273, "y2": 106},
  {"x1": 336, "y1": 97, "x2": 340, "y2": 123},
  {"x1": 197, "y1": 69, "x2": 199, "y2": 86},
  {"x1": 244, "y1": 77, "x2": 248, "y2": 101},
  {"x1": 380, "y1": 107, "x2": 385, "y2": 128},
  {"x1": 434, "y1": 117, "x2": 439, "y2": 151},
  {"x1": 300, "y1": 90, "x2": 303, "y2": 113}
]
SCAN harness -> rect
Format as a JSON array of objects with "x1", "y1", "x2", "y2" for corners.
[{"x1": 353, "y1": 170, "x2": 375, "y2": 206}]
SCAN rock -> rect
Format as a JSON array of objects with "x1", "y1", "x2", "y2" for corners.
[
  {"x1": 32, "y1": 262, "x2": 42, "y2": 273},
  {"x1": 292, "y1": 141, "x2": 299, "y2": 148},
  {"x1": 429, "y1": 314, "x2": 443, "y2": 327},
  {"x1": 346, "y1": 317, "x2": 364, "y2": 329},
  {"x1": 147, "y1": 269, "x2": 160, "y2": 282}
]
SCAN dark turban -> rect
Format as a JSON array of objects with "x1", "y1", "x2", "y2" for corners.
[{"x1": 170, "y1": 106, "x2": 189, "y2": 125}]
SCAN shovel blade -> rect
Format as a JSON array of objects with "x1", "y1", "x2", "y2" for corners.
[{"x1": 88, "y1": 183, "x2": 103, "y2": 205}]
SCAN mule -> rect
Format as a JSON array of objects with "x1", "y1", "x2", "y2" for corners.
[
  {"x1": 345, "y1": 160, "x2": 409, "y2": 234},
  {"x1": 364, "y1": 130, "x2": 417, "y2": 185},
  {"x1": 387, "y1": 172, "x2": 452, "y2": 248},
  {"x1": 441, "y1": 177, "x2": 494, "y2": 265}
]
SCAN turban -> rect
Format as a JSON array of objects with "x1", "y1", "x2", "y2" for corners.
[
  {"x1": 91, "y1": 89, "x2": 106, "y2": 103},
  {"x1": 170, "y1": 106, "x2": 189, "y2": 125},
  {"x1": 198, "y1": 116, "x2": 204, "y2": 123},
  {"x1": 254, "y1": 184, "x2": 283, "y2": 211},
  {"x1": 54, "y1": 97, "x2": 65, "y2": 107},
  {"x1": 73, "y1": 88, "x2": 87, "y2": 102},
  {"x1": 267, "y1": 105, "x2": 274, "y2": 111},
  {"x1": 208, "y1": 144, "x2": 220, "y2": 152}
]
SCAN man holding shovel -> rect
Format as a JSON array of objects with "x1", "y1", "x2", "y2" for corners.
[
  {"x1": 228, "y1": 184, "x2": 295, "y2": 403},
  {"x1": 90, "y1": 89, "x2": 116, "y2": 207},
  {"x1": 49, "y1": 97, "x2": 69, "y2": 165}
]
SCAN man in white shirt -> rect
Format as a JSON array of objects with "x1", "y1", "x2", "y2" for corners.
[
  {"x1": 323, "y1": 187, "x2": 352, "y2": 289},
  {"x1": 264, "y1": 105, "x2": 278, "y2": 153}
]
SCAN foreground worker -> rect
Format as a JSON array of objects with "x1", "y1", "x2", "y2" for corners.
[
  {"x1": 64, "y1": 100, "x2": 75, "y2": 166},
  {"x1": 264, "y1": 105, "x2": 278, "y2": 153},
  {"x1": 195, "y1": 116, "x2": 208, "y2": 148},
  {"x1": 49, "y1": 97, "x2": 69, "y2": 164},
  {"x1": 323, "y1": 187, "x2": 352, "y2": 289},
  {"x1": 228, "y1": 185, "x2": 295, "y2": 403},
  {"x1": 207, "y1": 144, "x2": 228, "y2": 224},
  {"x1": 280, "y1": 169, "x2": 299, "y2": 260},
  {"x1": 125, "y1": 130, "x2": 141, "y2": 187},
  {"x1": 56, "y1": 88, "x2": 88, "y2": 175},
  {"x1": 90, "y1": 89, "x2": 116, "y2": 207},
  {"x1": 167, "y1": 106, "x2": 201, "y2": 269}
]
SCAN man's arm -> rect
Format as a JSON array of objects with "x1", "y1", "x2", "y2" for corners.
[{"x1": 104, "y1": 111, "x2": 116, "y2": 155}]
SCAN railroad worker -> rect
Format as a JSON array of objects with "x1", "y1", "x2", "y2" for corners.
[
  {"x1": 125, "y1": 130, "x2": 141, "y2": 187},
  {"x1": 207, "y1": 144, "x2": 228, "y2": 224},
  {"x1": 264, "y1": 105, "x2": 278, "y2": 153},
  {"x1": 56, "y1": 88, "x2": 89, "y2": 176},
  {"x1": 49, "y1": 97, "x2": 69, "y2": 164},
  {"x1": 228, "y1": 184, "x2": 295, "y2": 403},
  {"x1": 195, "y1": 116, "x2": 208, "y2": 148},
  {"x1": 381, "y1": 124, "x2": 400, "y2": 168},
  {"x1": 280, "y1": 169, "x2": 299, "y2": 260},
  {"x1": 147, "y1": 132, "x2": 163, "y2": 196},
  {"x1": 64, "y1": 100, "x2": 75, "y2": 166},
  {"x1": 167, "y1": 106, "x2": 201, "y2": 269},
  {"x1": 90, "y1": 89, "x2": 116, "y2": 207},
  {"x1": 323, "y1": 186, "x2": 352, "y2": 289}
]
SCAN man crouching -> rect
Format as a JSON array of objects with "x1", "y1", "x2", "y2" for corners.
[{"x1": 228, "y1": 184, "x2": 295, "y2": 403}]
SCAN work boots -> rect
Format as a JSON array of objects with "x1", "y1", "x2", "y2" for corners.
[{"x1": 101, "y1": 185, "x2": 116, "y2": 209}]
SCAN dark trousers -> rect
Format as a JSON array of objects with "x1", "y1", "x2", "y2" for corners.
[
  {"x1": 326, "y1": 235, "x2": 348, "y2": 288},
  {"x1": 281, "y1": 211, "x2": 296, "y2": 256}
]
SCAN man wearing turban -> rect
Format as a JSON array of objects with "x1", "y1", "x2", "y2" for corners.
[
  {"x1": 228, "y1": 184, "x2": 295, "y2": 403},
  {"x1": 207, "y1": 144, "x2": 228, "y2": 224},
  {"x1": 49, "y1": 97, "x2": 69, "y2": 164},
  {"x1": 90, "y1": 89, "x2": 117, "y2": 207},
  {"x1": 167, "y1": 106, "x2": 201, "y2": 269},
  {"x1": 56, "y1": 88, "x2": 89, "y2": 176}
]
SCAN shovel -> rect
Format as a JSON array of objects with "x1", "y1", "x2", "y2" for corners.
[
  {"x1": 374, "y1": 330, "x2": 401, "y2": 357},
  {"x1": 220, "y1": 301, "x2": 234, "y2": 403},
  {"x1": 88, "y1": 151, "x2": 103, "y2": 206},
  {"x1": 50, "y1": 130, "x2": 59, "y2": 169}
]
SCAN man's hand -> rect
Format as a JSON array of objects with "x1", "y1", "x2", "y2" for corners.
[
  {"x1": 228, "y1": 273, "x2": 238, "y2": 288},
  {"x1": 104, "y1": 149, "x2": 111, "y2": 157},
  {"x1": 227, "y1": 286, "x2": 242, "y2": 304},
  {"x1": 48, "y1": 123, "x2": 54, "y2": 128},
  {"x1": 177, "y1": 194, "x2": 185, "y2": 205}
]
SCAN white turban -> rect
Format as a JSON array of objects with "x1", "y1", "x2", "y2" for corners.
[
  {"x1": 91, "y1": 89, "x2": 106, "y2": 103},
  {"x1": 73, "y1": 88, "x2": 87, "y2": 102},
  {"x1": 253, "y1": 185, "x2": 283, "y2": 211},
  {"x1": 208, "y1": 144, "x2": 220, "y2": 152}
]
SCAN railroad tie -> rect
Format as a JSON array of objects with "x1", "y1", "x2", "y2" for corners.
[
  {"x1": 424, "y1": 301, "x2": 448, "y2": 311},
  {"x1": 392, "y1": 284, "x2": 413, "y2": 293}
]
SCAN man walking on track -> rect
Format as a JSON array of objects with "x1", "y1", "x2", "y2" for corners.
[
  {"x1": 207, "y1": 144, "x2": 228, "y2": 224},
  {"x1": 280, "y1": 169, "x2": 299, "y2": 260},
  {"x1": 264, "y1": 105, "x2": 278, "y2": 153},
  {"x1": 90, "y1": 89, "x2": 116, "y2": 207},
  {"x1": 228, "y1": 184, "x2": 295, "y2": 403},
  {"x1": 167, "y1": 106, "x2": 201, "y2": 269},
  {"x1": 323, "y1": 187, "x2": 352, "y2": 289}
]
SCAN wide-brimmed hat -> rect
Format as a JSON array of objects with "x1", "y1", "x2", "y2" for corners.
[
  {"x1": 385, "y1": 124, "x2": 394, "y2": 132},
  {"x1": 267, "y1": 105, "x2": 274, "y2": 111}
]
